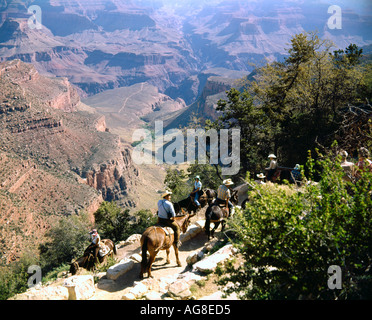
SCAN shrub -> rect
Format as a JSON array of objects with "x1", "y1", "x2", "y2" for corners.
[
  {"x1": 217, "y1": 153, "x2": 372, "y2": 299},
  {"x1": 39, "y1": 211, "x2": 93, "y2": 272},
  {"x1": 94, "y1": 201, "x2": 132, "y2": 243}
]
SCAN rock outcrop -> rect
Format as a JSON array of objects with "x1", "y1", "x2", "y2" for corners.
[
  {"x1": 0, "y1": 59, "x2": 139, "y2": 263},
  {"x1": 1, "y1": 0, "x2": 370, "y2": 103}
]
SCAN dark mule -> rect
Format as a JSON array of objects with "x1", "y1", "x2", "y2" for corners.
[
  {"x1": 204, "y1": 190, "x2": 238, "y2": 240},
  {"x1": 70, "y1": 255, "x2": 91, "y2": 276},
  {"x1": 173, "y1": 190, "x2": 210, "y2": 214},
  {"x1": 139, "y1": 213, "x2": 195, "y2": 279},
  {"x1": 203, "y1": 188, "x2": 217, "y2": 205},
  {"x1": 173, "y1": 196, "x2": 197, "y2": 214},
  {"x1": 70, "y1": 239, "x2": 117, "y2": 275}
]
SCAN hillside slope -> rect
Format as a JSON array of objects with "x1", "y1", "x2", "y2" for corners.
[
  {"x1": 0, "y1": 0, "x2": 370, "y2": 103},
  {"x1": 0, "y1": 59, "x2": 139, "y2": 263}
]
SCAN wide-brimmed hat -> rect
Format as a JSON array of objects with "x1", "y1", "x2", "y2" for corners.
[
  {"x1": 89, "y1": 229, "x2": 97, "y2": 234},
  {"x1": 223, "y1": 178, "x2": 234, "y2": 186},
  {"x1": 294, "y1": 164, "x2": 300, "y2": 170},
  {"x1": 257, "y1": 173, "x2": 266, "y2": 179},
  {"x1": 340, "y1": 150, "x2": 348, "y2": 158},
  {"x1": 268, "y1": 154, "x2": 277, "y2": 159},
  {"x1": 359, "y1": 147, "x2": 370, "y2": 158},
  {"x1": 195, "y1": 175, "x2": 200, "y2": 180},
  {"x1": 162, "y1": 190, "x2": 172, "y2": 198}
]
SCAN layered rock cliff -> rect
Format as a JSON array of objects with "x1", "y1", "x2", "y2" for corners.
[
  {"x1": 0, "y1": 59, "x2": 139, "y2": 263},
  {"x1": 1, "y1": 0, "x2": 370, "y2": 104}
]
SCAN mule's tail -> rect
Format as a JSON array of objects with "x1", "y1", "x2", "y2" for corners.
[
  {"x1": 141, "y1": 236, "x2": 149, "y2": 271},
  {"x1": 204, "y1": 207, "x2": 210, "y2": 232},
  {"x1": 113, "y1": 242, "x2": 117, "y2": 255}
]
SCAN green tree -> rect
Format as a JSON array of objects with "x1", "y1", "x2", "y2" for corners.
[
  {"x1": 131, "y1": 209, "x2": 158, "y2": 234},
  {"x1": 187, "y1": 162, "x2": 223, "y2": 190},
  {"x1": 94, "y1": 201, "x2": 132, "y2": 243},
  {"x1": 0, "y1": 253, "x2": 36, "y2": 300},
  {"x1": 214, "y1": 88, "x2": 272, "y2": 174},
  {"x1": 212, "y1": 32, "x2": 366, "y2": 175},
  {"x1": 39, "y1": 211, "x2": 92, "y2": 272},
  {"x1": 163, "y1": 167, "x2": 191, "y2": 201},
  {"x1": 250, "y1": 32, "x2": 364, "y2": 167}
]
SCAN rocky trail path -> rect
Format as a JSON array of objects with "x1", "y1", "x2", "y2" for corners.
[
  {"x1": 90, "y1": 209, "x2": 239, "y2": 300},
  {"x1": 12, "y1": 209, "x2": 239, "y2": 300},
  {"x1": 91, "y1": 231, "x2": 212, "y2": 300}
]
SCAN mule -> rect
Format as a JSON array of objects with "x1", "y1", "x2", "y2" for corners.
[
  {"x1": 139, "y1": 212, "x2": 195, "y2": 279},
  {"x1": 173, "y1": 189, "x2": 211, "y2": 214},
  {"x1": 203, "y1": 188, "x2": 217, "y2": 205},
  {"x1": 69, "y1": 239, "x2": 117, "y2": 275},
  {"x1": 173, "y1": 196, "x2": 198, "y2": 214},
  {"x1": 204, "y1": 190, "x2": 238, "y2": 240}
]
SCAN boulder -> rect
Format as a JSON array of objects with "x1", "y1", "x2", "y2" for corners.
[
  {"x1": 129, "y1": 253, "x2": 142, "y2": 263},
  {"x1": 204, "y1": 238, "x2": 219, "y2": 252},
  {"x1": 168, "y1": 279, "x2": 192, "y2": 300},
  {"x1": 122, "y1": 292, "x2": 136, "y2": 300},
  {"x1": 140, "y1": 278, "x2": 161, "y2": 292},
  {"x1": 12, "y1": 285, "x2": 69, "y2": 300},
  {"x1": 177, "y1": 271, "x2": 203, "y2": 284},
  {"x1": 145, "y1": 291, "x2": 163, "y2": 300},
  {"x1": 186, "y1": 249, "x2": 205, "y2": 266},
  {"x1": 106, "y1": 258, "x2": 134, "y2": 280},
  {"x1": 63, "y1": 275, "x2": 95, "y2": 300},
  {"x1": 97, "y1": 278, "x2": 116, "y2": 290},
  {"x1": 158, "y1": 274, "x2": 177, "y2": 294},
  {"x1": 124, "y1": 234, "x2": 141, "y2": 245},
  {"x1": 129, "y1": 282, "x2": 148, "y2": 298},
  {"x1": 193, "y1": 244, "x2": 237, "y2": 274},
  {"x1": 186, "y1": 251, "x2": 199, "y2": 265}
]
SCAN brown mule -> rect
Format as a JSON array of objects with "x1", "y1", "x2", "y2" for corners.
[
  {"x1": 70, "y1": 239, "x2": 117, "y2": 275},
  {"x1": 139, "y1": 212, "x2": 195, "y2": 279}
]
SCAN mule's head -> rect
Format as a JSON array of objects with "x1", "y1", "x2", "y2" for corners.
[
  {"x1": 231, "y1": 190, "x2": 239, "y2": 205},
  {"x1": 198, "y1": 191, "x2": 209, "y2": 207},
  {"x1": 69, "y1": 261, "x2": 78, "y2": 275},
  {"x1": 179, "y1": 211, "x2": 196, "y2": 233}
]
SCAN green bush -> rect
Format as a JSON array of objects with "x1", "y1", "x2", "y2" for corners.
[
  {"x1": 0, "y1": 256, "x2": 33, "y2": 300},
  {"x1": 39, "y1": 211, "x2": 93, "y2": 273},
  {"x1": 94, "y1": 202, "x2": 157, "y2": 242},
  {"x1": 94, "y1": 201, "x2": 132, "y2": 243},
  {"x1": 131, "y1": 209, "x2": 158, "y2": 235},
  {"x1": 217, "y1": 153, "x2": 372, "y2": 299}
]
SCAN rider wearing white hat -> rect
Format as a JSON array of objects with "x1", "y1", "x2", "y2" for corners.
[
  {"x1": 85, "y1": 229, "x2": 101, "y2": 263},
  {"x1": 157, "y1": 190, "x2": 181, "y2": 248},
  {"x1": 255, "y1": 173, "x2": 266, "y2": 184},
  {"x1": 266, "y1": 154, "x2": 278, "y2": 182},
  {"x1": 215, "y1": 178, "x2": 235, "y2": 216}
]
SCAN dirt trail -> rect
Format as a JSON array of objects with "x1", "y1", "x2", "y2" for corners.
[
  {"x1": 92, "y1": 232, "x2": 210, "y2": 300},
  {"x1": 91, "y1": 210, "x2": 217, "y2": 300},
  {"x1": 118, "y1": 82, "x2": 145, "y2": 113}
]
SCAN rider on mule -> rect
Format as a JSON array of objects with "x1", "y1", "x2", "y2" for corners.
[
  {"x1": 215, "y1": 178, "x2": 235, "y2": 217},
  {"x1": 157, "y1": 190, "x2": 182, "y2": 248},
  {"x1": 190, "y1": 175, "x2": 202, "y2": 210},
  {"x1": 85, "y1": 229, "x2": 100, "y2": 263}
]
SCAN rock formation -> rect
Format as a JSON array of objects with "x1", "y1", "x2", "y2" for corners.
[
  {"x1": 0, "y1": 0, "x2": 370, "y2": 103},
  {"x1": 0, "y1": 59, "x2": 139, "y2": 263}
]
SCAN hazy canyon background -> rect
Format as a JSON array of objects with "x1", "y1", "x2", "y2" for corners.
[{"x1": 0, "y1": 0, "x2": 371, "y2": 262}]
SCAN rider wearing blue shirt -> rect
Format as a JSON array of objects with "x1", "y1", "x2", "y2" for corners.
[
  {"x1": 191, "y1": 175, "x2": 202, "y2": 209},
  {"x1": 157, "y1": 190, "x2": 181, "y2": 248}
]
